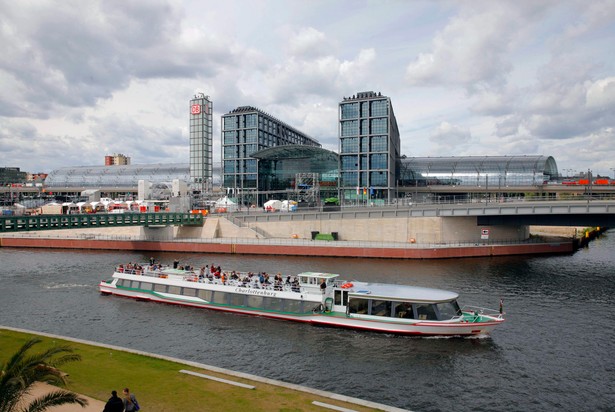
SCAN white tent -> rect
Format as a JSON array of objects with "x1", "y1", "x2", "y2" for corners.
[
  {"x1": 264, "y1": 199, "x2": 282, "y2": 212},
  {"x1": 214, "y1": 196, "x2": 238, "y2": 212}
]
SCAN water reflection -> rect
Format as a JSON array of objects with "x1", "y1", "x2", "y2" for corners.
[{"x1": 1, "y1": 232, "x2": 615, "y2": 410}]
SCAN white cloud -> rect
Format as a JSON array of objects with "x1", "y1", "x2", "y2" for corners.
[
  {"x1": 429, "y1": 121, "x2": 472, "y2": 154},
  {"x1": 1, "y1": 0, "x2": 614, "y2": 179}
]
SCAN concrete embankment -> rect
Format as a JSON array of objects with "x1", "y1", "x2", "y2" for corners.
[{"x1": 0, "y1": 232, "x2": 575, "y2": 259}]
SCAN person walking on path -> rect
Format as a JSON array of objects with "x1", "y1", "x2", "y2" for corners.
[
  {"x1": 103, "y1": 390, "x2": 124, "y2": 412},
  {"x1": 123, "y1": 387, "x2": 140, "y2": 411}
]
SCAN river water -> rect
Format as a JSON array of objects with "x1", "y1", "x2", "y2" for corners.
[{"x1": 1, "y1": 235, "x2": 614, "y2": 412}]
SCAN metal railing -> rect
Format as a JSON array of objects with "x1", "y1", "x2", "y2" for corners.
[{"x1": 0, "y1": 212, "x2": 203, "y2": 233}]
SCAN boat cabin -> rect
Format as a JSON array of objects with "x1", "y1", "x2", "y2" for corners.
[
  {"x1": 333, "y1": 283, "x2": 462, "y2": 321},
  {"x1": 297, "y1": 272, "x2": 339, "y2": 294}
]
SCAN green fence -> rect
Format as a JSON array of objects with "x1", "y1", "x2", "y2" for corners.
[{"x1": 0, "y1": 213, "x2": 203, "y2": 233}]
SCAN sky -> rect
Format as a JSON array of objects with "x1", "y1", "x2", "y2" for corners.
[{"x1": 1, "y1": 0, "x2": 614, "y2": 177}]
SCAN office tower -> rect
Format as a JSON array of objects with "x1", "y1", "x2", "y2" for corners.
[
  {"x1": 189, "y1": 93, "x2": 213, "y2": 192},
  {"x1": 221, "y1": 106, "x2": 319, "y2": 205},
  {"x1": 338, "y1": 91, "x2": 400, "y2": 203}
]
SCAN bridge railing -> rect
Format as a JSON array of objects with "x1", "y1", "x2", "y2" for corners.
[{"x1": 0, "y1": 212, "x2": 203, "y2": 233}]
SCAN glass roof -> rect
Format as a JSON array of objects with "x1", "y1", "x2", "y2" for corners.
[
  {"x1": 399, "y1": 156, "x2": 558, "y2": 186},
  {"x1": 45, "y1": 163, "x2": 190, "y2": 188}
]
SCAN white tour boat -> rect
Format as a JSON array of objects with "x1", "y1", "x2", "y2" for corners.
[{"x1": 99, "y1": 263, "x2": 505, "y2": 336}]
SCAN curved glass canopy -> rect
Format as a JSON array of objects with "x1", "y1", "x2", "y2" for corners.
[
  {"x1": 399, "y1": 156, "x2": 558, "y2": 187},
  {"x1": 45, "y1": 163, "x2": 190, "y2": 188}
]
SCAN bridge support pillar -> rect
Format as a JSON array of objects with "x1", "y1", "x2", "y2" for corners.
[{"x1": 141, "y1": 226, "x2": 176, "y2": 241}]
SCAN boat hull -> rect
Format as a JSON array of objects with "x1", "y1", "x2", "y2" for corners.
[{"x1": 98, "y1": 281, "x2": 503, "y2": 336}]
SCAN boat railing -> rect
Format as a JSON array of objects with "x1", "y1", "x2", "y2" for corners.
[
  {"x1": 118, "y1": 266, "x2": 303, "y2": 293},
  {"x1": 461, "y1": 305, "x2": 504, "y2": 319}
]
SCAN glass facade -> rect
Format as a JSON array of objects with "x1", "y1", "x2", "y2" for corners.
[
  {"x1": 398, "y1": 156, "x2": 559, "y2": 187},
  {"x1": 338, "y1": 91, "x2": 400, "y2": 203},
  {"x1": 252, "y1": 145, "x2": 339, "y2": 204},
  {"x1": 221, "y1": 106, "x2": 320, "y2": 205},
  {"x1": 189, "y1": 94, "x2": 213, "y2": 191}
]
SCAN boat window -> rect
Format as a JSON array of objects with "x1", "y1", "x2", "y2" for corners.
[
  {"x1": 130, "y1": 281, "x2": 140, "y2": 289},
  {"x1": 393, "y1": 302, "x2": 414, "y2": 319},
  {"x1": 230, "y1": 293, "x2": 245, "y2": 307},
  {"x1": 334, "y1": 290, "x2": 350, "y2": 306},
  {"x1": 436, "y1": 301, "x2": 461, "y2": 320},
  {"x1": 168, "y1": 286, "x2": 181, "y2": 295},
  {"x1": 285, "y1": 299, "x2": 304, "y2": 314},
  {"x1": 211, "y1": 291, "x2": 228, "y2": 304},
  {"x1": 153, "y1": 283, "x2": 167, "y2": 293},
  {"x1": 415, "y1": 303, "x2": 438, "y2": 320},
  {"x1": 140, "y1": 282, "x2": 152, "y2": 291},
  {"x1": 183, "y1": 288, "x2": 197, "y2": 297},
  {"x1": 246, "y1": 296, "x2": 263, "y2": 308},
  {"x1": 198, "y1": 289, "x2": 212, "y2": 301},
  {"x1": 117, "y1": 280, "x2": 126, "y2": 287},
  {"x1": 262, "y1": 297, "x2": 284, "y2": 312},
  {"x1": 348, "y1": 298, "x2": 369, "y2": 315},
  {"x1": 370, "y1": 300, "x2": 392, "y2": 317}
]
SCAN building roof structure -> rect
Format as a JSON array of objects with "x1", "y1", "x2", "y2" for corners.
[
  {"x1": 399, "y1": 155, "x2": 558, "y2": 186},
  {"x1": 45, "y1": 163, "x2": 190, "y2": 188}
]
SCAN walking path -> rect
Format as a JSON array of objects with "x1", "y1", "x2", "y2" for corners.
[{"x1": 22, "y1": 382, "x2": 105, "y2": 411}]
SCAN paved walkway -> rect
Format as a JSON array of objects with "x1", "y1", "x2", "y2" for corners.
[{"x1": 23, "y1": 382, "x2": 105, "y2": 411}]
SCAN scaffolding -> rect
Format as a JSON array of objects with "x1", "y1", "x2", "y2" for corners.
[{"x1": 295, "y1": 173, "x2": 320, "y2": 204}]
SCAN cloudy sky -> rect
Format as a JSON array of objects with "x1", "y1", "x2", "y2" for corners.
[{"x1": 1, "y1": 0, "x2": 614, "y2": 177}]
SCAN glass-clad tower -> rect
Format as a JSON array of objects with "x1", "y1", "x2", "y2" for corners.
[
  {"x1": 338, "y1": 91, "x2": 400, "y2": 203},
  {"x1": 189, "y1": 93, "x2": 213, "y2": 192},
  {"x1": 221, "y1": 106, "x2": 320, "y2": 206}
]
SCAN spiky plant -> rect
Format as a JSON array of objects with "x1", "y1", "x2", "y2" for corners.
[{"x1": 0, "y1": 338, "x2": 88, "y2": 412}]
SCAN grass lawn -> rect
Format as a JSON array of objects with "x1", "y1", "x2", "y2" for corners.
[{"x1": 0, "y1": 329, "x2": 382, "y2": 412}]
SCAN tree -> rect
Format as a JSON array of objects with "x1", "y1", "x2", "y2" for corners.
[{"x1": 0, "y1": 338, "x2": 88, "y2": 412}]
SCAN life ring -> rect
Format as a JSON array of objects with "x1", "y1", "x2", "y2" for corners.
[{"x1": 341, "y1": 282, "x2": 353, "y2": 289}]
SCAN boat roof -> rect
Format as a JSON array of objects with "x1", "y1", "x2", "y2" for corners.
[
  {"x1": 349, "y1": 282, "x2": 459, "y2": 303},
  {"x1": 297, "y1": 272, "x2": 340, "y2": 279}
]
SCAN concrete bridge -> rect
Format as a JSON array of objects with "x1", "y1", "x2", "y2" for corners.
[{"x1": 1, "y1": 200, "x2": 613, "y2": 245}]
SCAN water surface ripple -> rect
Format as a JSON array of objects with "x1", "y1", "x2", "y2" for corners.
[{"x1": 1, "y1": 236, "x2": 615, "y2": 411}]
